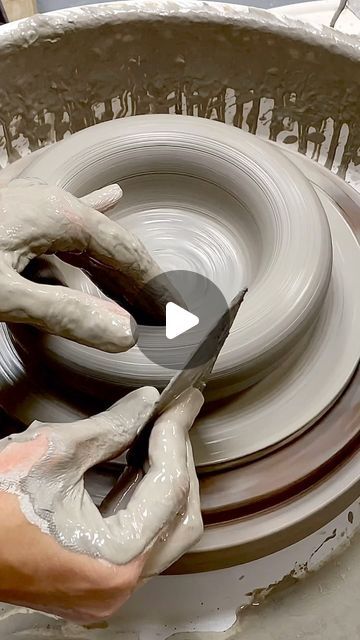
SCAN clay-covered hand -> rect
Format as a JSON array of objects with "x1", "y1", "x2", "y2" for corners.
[
  {"x1": 0, "y1": 180, "x2": 176, "y2": 351},
  {"x1": 0, "y1": 386, "x2": 204, "y2": 623}
]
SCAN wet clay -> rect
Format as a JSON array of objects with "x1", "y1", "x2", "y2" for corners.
[
  {"x1": 0, "y1": 180, "x2": 182, "y2": 348},
  {"x1": 0, "y1": 0, "x2": 359, "y2": 577},
  {"x1": 17, "y1": 115, "x2": 333, "y2": 402},
  {"x1": 0, "y1": 119, "x2": 359, "y2": 574},
  {"x1": 0, "y1": 387, "x2": 204, "y2": 573},
  {"x1": 0, "y1": 176, "x2": 205, "y2": 572},
  {"x1": 11, "y1": 116, "x2": 359, "y2": 474},
  {"x1": 79, "y1": 154, "x2": 360, "y2": 574}
]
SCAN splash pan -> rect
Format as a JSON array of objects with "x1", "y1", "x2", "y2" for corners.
[{"x1": 0, "y1": 1, "x2": 359, "y2": 572}]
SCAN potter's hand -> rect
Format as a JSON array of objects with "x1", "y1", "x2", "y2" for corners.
[
  {"x1": 0, "y1": 181, "x2": 176, "y2": 351},
  {"x1": 0, "y1": 387, "x2": 203, "y2": 623}
]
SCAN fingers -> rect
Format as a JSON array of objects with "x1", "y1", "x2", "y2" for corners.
[
  {"x1": 0, "y1": 264, "x2": 136, "y2": 352},
  {"x1": 75, "y1": 204, "x2": 186, "y2": 324},
  {"x1": 1, "y1": 182, "x2": 182, "y2": 329},
  {"x1": 0, "y1": 183, "x2": 138, "y2": 349},
  {"x1": 142, "y1": 438, "x2": 203, "y2": 577},
  {"x1": 56, "y1": 387, "x2": 160, "y2": 477},
  {"x1": 100, "y1": 467, "x2": 144, "y2": 516},
  {"x1": 104, "y1": 388, "x2": 204, "y2": 564},
  {"x1": 80, "y1": 184, "x2": 123, "y2": 212}
]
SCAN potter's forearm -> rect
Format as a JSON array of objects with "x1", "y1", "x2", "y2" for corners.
[
  {"x1": 0, "y1": 491, "x2": 145, "y2": 622},
  {"x1": 0, "y1": 388, "x2": 203, "y2": 622},
  {"x1": 0, "y1": 181, "x2": 204, "y2": 621}
]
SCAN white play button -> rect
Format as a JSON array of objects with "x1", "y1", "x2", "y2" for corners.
[
  {"x1": 131, "y1": 270, "x2": 230, "y2": 369},
  {"x1": 166, "y1": 302, "x2": 199, "y2": 340}
]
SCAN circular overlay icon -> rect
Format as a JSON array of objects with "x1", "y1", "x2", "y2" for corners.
[{"x1": 132, "y1": 270, "x2": 231, "y2": 370}]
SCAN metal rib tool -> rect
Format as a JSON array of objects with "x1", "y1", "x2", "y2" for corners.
[{"x1": 100, "y1": 288, "x2": 247, "y2": 515}]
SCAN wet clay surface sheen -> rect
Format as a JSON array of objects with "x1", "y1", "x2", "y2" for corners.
[
  {"x1": 0, "y1": 1, "x2": 359, "y2": 574},
  {"x1": 0, "y1": 119, "x2": 359, "y2": 572}
]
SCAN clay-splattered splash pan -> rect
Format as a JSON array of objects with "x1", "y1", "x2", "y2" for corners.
[{"x1": 0, "y1": 1, "x2": 360, "y2": 572}]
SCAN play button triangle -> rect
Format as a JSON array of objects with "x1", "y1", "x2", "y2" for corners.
[{"x1": 166, "y1": 302, "x2": 199, "y2": 340}]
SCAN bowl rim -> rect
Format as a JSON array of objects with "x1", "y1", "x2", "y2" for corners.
[{"x1": 18, "y1": 114, "x2": 333, "y2": 393}]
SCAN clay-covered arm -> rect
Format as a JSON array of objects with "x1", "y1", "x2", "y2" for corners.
[
  {"x1": 0, "y1": 387, "x2": 204, "y2": 623},
  {"x1": 0, "y1": 181, "x2": 204, "y2": 620}
]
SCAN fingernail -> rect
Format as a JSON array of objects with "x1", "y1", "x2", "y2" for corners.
[
  {"x1": 174, "y1": 388, "x2": 204, "y2": 420},
  {"x1": 140, "y1": 386, "x2": 161, "y2": 405},
  {"x1": 102, "y1": 184, "x2": 123, "y2": 208},
  {"x1": 81, "y1": 184, "x2": 123, "y2": 212},
  {"x1": 96, "y1": 301, "x2": 138, "y2": 352},
  {"x1": 186, "y1": 388, "x2": 205, "y2": 415}
]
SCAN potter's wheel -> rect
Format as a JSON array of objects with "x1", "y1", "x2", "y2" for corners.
[{"x1": 1, "y1": 115, "x2": 360, "y2": 571}]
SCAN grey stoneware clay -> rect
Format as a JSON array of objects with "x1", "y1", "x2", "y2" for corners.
[{"x1": 0, "y1": 180, "x2": 204, "y2": 575}]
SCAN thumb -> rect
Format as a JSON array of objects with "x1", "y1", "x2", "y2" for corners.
[
  {"x1": 58, "y1": 387, "x2": 160, "y2": 476},
  {"x1": 80, "y1": 184, "x2": 123, "y2": 212}
]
